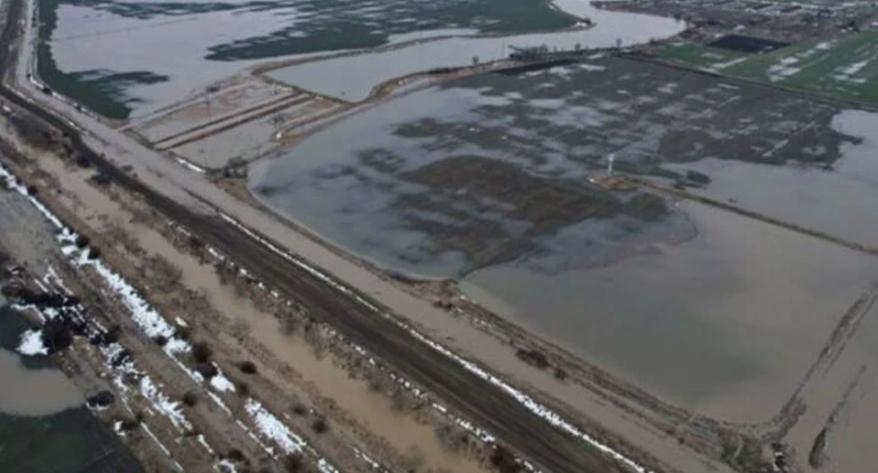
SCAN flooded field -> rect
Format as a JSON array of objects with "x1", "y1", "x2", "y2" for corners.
[
  {"x1": 38, "y1": 0, "x2": 575, "y2": 117},
  {"x1": 267, "y1": 4, "x2": 685, "y2": 101},
  {"x1": 670, "y1": 109, "x2": 878, "y2": 250},
  {"x1": 252, "y1": 56, "x2": 850, "y2": 277},
  {"x1": 464, "y1": 202, "x2": 878, "y2": 421},
  {"x1": 251, "y1": 55, "x2": 878, "y2": 420},
  {"x1": 0, "y1": 307, "x2": 145, "y2": 473}
]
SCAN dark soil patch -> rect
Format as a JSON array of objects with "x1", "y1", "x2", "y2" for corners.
[{"x1": 707, "y1": 34, "x2": 789, "y2": 54}]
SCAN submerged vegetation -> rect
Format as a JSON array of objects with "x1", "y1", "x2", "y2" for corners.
[
  {"x1": 37, "y1": 0, "x2": 169, "y2": 119},
  {"x1": 36, "y1": 0, "x2": 575, "y2": 117}
]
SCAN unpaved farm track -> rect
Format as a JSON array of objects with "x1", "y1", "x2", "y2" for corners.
[{"x1": 0, "y1": 1, "x2": 640, "y2": 472}]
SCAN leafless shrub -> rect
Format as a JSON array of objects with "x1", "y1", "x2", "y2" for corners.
[
  {"x1": 231, "y1": 317, "x2": 251, "y2": 340},
  {"x1": 435, "y1": 424, "x2": 469, "y2": 453},
  {"x1": 279, "y1": 313, "x2": 299, "y2": 336},
  {"x1": 489, "y1": 445, "x2": 522, "y2": 473},
  {"x1": 238, "y1": 360, "x2": 258, "y2": 374},
  {"x1": 196, "y1": 362, "x2": 218, "y2": 379},
  {"x1": 192, "y1": 341, "x2": 212, "y2": 363},
  {"x1": 283, "y1": 453, "x2": 307, "y2": 473},
  {"x1": 310, "y1": 416, "x2": 328, "y2": 434},
  {"x1": 182, "y1": 391, "x2": 198, "y2": 407},
  {"x1": 400, "y1": 446, "x2": 425, "y2": 472}
]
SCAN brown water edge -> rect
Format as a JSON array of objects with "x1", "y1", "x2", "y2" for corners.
[{"x1": 463, "y1": 200, "x2": 878, "y2": 423}]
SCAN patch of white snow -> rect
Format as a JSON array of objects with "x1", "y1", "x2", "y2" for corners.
[{"x1": 17, "y1": 329, "x2": 47, "y2": 356}]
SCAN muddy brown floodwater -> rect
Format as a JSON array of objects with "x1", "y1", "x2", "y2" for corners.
[{"x1": 464, "y1": 201, "x2": 878, "y2": 422}]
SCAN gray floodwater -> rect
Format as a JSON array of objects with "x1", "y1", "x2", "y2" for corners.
[
  {"x1": 668, "y1": 110, "x2": 878, "y2": 249},
  {"x1": 250, "y1": 80, "x2": 695, "y2": 278},
  {"x1": 268, "y1": 5, "x2": 685, "y2": 101},
  {"x1": 0, "y1": 305, "x2": 83, "y2": 416}
]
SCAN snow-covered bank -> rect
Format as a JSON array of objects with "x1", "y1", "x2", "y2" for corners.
[{"x1": 245, "y1": 398, "x2": 308, "y2": 454}]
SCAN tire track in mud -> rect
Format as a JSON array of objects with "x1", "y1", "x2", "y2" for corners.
[
  {"x1": 770, "y1": 286, "x2": 878, "y2": 441},
  {"x1": 808, "y1": 364, "x2": 867, "y2": 468}
]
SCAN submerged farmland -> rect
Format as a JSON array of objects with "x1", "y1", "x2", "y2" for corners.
[
  {"x1": 37, "y1": 0, "x2": 576, "y2": 118},
  {"x1": 251, "y1": 53, "x2": 878, "y2": 420}
]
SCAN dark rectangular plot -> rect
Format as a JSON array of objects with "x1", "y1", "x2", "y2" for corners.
[{"x1": 708, "y1": 34, "x2": 790, "y2": 54}]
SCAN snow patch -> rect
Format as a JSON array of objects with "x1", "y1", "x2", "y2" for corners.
[
  {"x1": 140, "y1": 376, "x2": 191, "y2": 432},
  {"x1": 210, "y1": 368, "x2": 236, "y2": 393},
  {"x1": 244, "y1": 398, "x2": 307, "y2": 454},
  {"x1": 114, "y1": 420, "x2": 127, "y2": 437},
  {"x1": 209, "y1": 391, "x2": 232, "y2": 415},
  {"x1": 174, "y1": 156, "x2": 207, "y2": 174},
  {"x1": 838, "y1": 60, "x2": 868, "y2": 77},
  {"x1": 77, "y1": 253, "x2": 184, "y2": 346},
  {"x1": 578, "y1": 63, "x2": 606, "y2": 72},
  {"x1": 352, "y1": 447, "x2": 388, "y2": 472},
  {"x1": 216, "y1": 459, "x2": 238, "y2": 473},
  {"x1": 198, "y1": 434, "x2": 216, "y2": 455},
  {"x1": 17, "y1": 329, "x2": 47, "y2": 356},
  {"x1": 317, "y1": 459, "x2": 340, "y2": 473}
]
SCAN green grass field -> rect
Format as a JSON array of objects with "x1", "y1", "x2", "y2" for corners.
[{"x1": 659, "y1": 30, "x2": 878, "y2": 106}]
